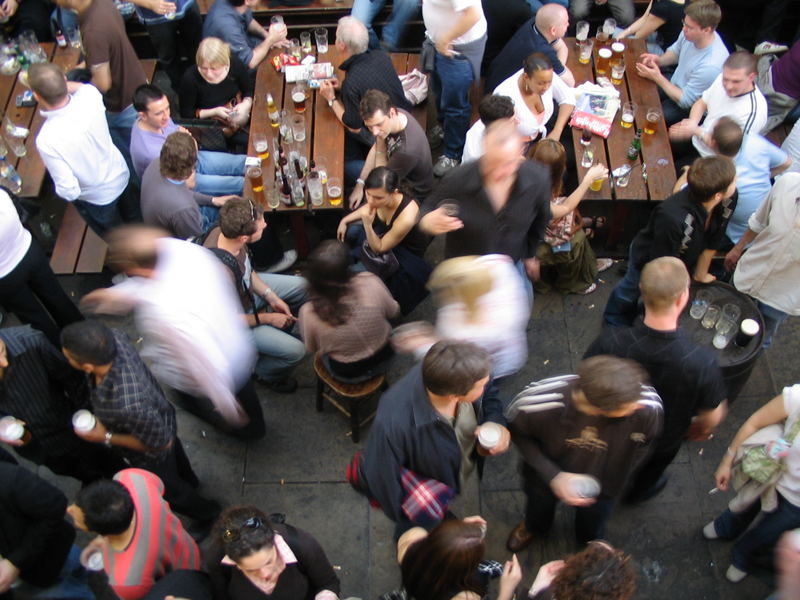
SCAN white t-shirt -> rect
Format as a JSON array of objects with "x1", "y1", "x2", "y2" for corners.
[
  {"x1": 493, "y1": 69, "x2": 575, "y2": 140},
  {"x1": 36, "y1": 85, "x2": 129, "y2": 205},
  {"x1": 782, "y1": 120, "x2": 800, "y2": 174},
  {"x1": 0, "y1": 189, "x2": 32, "y2": 278},
  {"x1": 693, "y1": 74, "x2": 768, "y2": 156},
  {"x1": 777, "y1": 384, "x2": 800, "y2": 507},
  {"x1": 422, "y1": 0, "x2": 487, "y2": 46},
  {"x1": 461, "y1": 119, "x2": 485, "y2": 163}
]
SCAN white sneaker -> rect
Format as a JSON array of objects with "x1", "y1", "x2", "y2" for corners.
[
  {"x1": 725, "y1": 565, "x2": 748, "y2": 583},
  {"x1": 433, "y1": 155, "x2": 459, "y2": 177},
  {"x1": 702, "y1": 520, "x2": 719, "y2": 539},
  {"x1": 754, "y1": 41, "x2": 789, "y2": 55},
  {"x1": 265, "y1": 250, "x2": 297, "y2": 273}
]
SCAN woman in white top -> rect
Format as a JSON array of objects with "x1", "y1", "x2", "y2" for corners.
[
  {"x1": 706, "y1": 384, "x2": 800, "y2": 583},
  {"x1": 492, "y1": 52, "x2": 575, "y2": 143},
  {"x1": 0, "y1": 189, "x2": 83, "y2": 346}
]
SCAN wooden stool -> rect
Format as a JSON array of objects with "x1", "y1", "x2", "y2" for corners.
[{"x1": 313, "y1": 354, "x2": 386, "y2": 443}]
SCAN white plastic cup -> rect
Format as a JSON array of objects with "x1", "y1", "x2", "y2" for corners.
[
  {"x1": 0, "y1": 415, "x2": 25, "y2": 442},
  {"x1": 72, "y1": 409, "x2": 97, "y2": 433},
  {"x1": 478, "y1": 422, "x2": 502, "y2": 450},
  {"x1": 569, "y1": 474, "x2": 601, "y2": 498}
]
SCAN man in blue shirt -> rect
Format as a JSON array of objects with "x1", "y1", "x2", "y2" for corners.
[
  {"x1": 202, "y1": 0, "x2": 288, "y2": 70},
  {"x1": 708, "y1": 117, "x2": 791, "y2": 244},
  {"x1": 486, "y1": 3, "x2": 574, "y2": 93},
  {"x1": 635, "y1": 0, "x2": 728, "y2": 126}
]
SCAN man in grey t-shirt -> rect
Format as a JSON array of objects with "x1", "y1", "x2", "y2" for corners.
[{"x1": 348, "y1": 89, "x2": 434, "y2": 209}]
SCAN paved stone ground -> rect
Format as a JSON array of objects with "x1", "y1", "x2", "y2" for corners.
[{"x1": 13, "y1": 232, "x2": 799, "y2": 600}]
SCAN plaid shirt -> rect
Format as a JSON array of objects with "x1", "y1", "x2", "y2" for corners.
[
  {"x1": 400, "y1": 468, "x2": 455, "y2": 526},
  {"x1": 90, "y1": 330, "x2": 176, "y2": 463}
]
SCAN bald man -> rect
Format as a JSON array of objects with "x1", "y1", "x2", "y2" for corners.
[
  {"x1": 486, "y1": 3, "x2": 574, "y2": 93},
  {"x1": 585, "y1": 256, "x2": 727, "y2": 502},
  {"x1": 419, "y1": 119, "x2": 551, "y2": 296}
]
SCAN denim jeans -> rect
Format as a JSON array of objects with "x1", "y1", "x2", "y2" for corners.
[
  {"x1": 196, "y1": 150, "x2": 246, "y2": 196},
  {"x1": 250, "y1": 273, "x2": 307, "y2": 382},
  {"x1": 603, "y1": 248, "x2": 642, "y2": 326},
  {"x1": 198, "y1": 204, "x2": 220, "y2": 233},
  {"x1": 432, "y1": 51, "x2": 475, "y2": 160},
  {"x1": 714, "y1": 493, "x2": 800, "y2": 572},
  {"x1": 755, "y1": 298, "x2": 789, "y2": 349},
  {"x1": 351, "y1": 0, "x2": 418, "y2": 50}
]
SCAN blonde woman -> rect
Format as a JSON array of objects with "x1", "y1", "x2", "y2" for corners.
[{"x1": 179, "y1": 37, "x2": 253, "y2": 147}]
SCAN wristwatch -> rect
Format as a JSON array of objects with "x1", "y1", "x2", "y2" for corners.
[
  {"x1": 104, "y1": 431, "x2": 113, "y2": 447},
  {"x1": 327, "y1": 97, "x2": 335, "y2": 108}
]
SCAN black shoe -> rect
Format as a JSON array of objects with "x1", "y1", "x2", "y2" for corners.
[
  {"x1": 625, "y1": 474, "x2": 669, "y2": 504},
  {"x1": 258, "y1": 376, "x2": 298, "y2": 394}
]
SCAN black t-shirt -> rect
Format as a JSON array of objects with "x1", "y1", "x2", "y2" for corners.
[
  {"x1": 650, "y1": 0, "x2": 685, "y2": 49},
  {"x1": 481, "y1": 0, "x2": 533, "y2": 75},
  {"x1": 179, "y1": 54, "x2": 255, "y2": 117},
  {"x1": 584, "y1": 322, "x2": 726, "y2": 449}
]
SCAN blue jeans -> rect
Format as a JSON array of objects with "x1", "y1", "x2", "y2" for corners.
[
  {"x1": 250, "y1": 273, "x2": 307, "y2": 382},
  {"x1": 351, "y1": 0, "x2": 418, "y2": 50},
  {"x1": 603, "y1": 248, "x2": 642, "y2": 326},
  {"x1": 196, "y1": 150, "x2": 246, "y2": 196},
  {"x1": 714, "y1": 493, "x2": 800, "y2": 572},
  {"x1": 755, "y1": 299, "x2": 789, "y2": 350},
  {"x1": 105, "y1": 104, "x2": 138, "y2": 179},
  {"x1": 432, "y1": 51, "x2": 474, "y2": 160},
  {"x1": 198, "y1": 204, "x2": 219, "y2": 233}
]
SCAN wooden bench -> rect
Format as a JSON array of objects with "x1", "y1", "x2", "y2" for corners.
[{"x1": 49, "y1": 58, "x2": 157, "y2": 275}]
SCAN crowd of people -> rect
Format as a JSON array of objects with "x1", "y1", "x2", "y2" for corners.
[{"x1": 1, "y1": 0, "x2": 800, "y2": 598}]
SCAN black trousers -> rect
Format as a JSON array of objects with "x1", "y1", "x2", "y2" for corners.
[
  {"x1": 139, "y1": 438, "x2": 220, "y2": 522},
  {"x1": 522, "y1": 463, "x2": 616, "y2": 545},
  {"x1": 16, "y1": 438, "x2": 124, "y2": 485},
  {"x1": 144, "y1": 3, "x2": 203, "y2": 88},
  {"x1": 173, "y1": 378, "x2": 265, "y2": 440},
  {"x1": 625, "y1": 442, "x2": 682, "y2": 500},
  {"x1": 0, "y1": 240, "x2": 83, "y2": 347}
]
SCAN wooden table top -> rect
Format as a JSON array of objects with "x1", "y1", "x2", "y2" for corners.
[
  {"x1": 0, "y1": 43, "x2": 82, "y2": 198},
  {"x1": 565, "y1": 37, "x2": 677, "y2": 202}
]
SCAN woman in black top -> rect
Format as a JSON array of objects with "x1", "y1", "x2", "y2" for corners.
[
  {"x1": 616, "y1": 0, "x2": 685, "y2": 52},
  {"x1": 336, "y1": 166, "x2": 431, "y2": 315},
  {"x1": 206, "y1": 506, "x2": 340, "y2": 600},
  {"x1": 179, "y1": 37, "x2": 254, "y2": 151}
]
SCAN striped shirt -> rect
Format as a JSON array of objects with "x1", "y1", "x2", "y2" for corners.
[
  {"x1": 103, "y1": 468, "x2": 201, "y2": 600},
  {"x1": 505, "y1": 374, "x2": 663, "y2": 498}
]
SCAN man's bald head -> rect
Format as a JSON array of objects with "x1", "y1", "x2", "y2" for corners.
[
  {"x1": 536, "y1": 3, "x2": 569, "y2": 40},
  {"x1": 28, "y1": 63, "x2": 68, "y2": 107},
  {"x1": 481, "y1": 119, "x2": 525, "y2": 182},
  {"x1": 640, "y1": 256, "x2": 690, "y2": 314}
]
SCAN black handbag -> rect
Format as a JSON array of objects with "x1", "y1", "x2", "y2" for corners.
[{"x1": 360, "y1": 239, "x2": 399, "y2": 279}]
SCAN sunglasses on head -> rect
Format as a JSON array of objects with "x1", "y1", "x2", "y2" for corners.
[{"x1": 223, "y1": 516, "x2": 264, "y2": 542}]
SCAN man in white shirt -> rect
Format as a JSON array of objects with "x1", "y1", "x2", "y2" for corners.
[
  {"x1": 635, "y1": 0, "x2": 728, "y2": 126},
  {"x1": 29, "y1": 63, "x2": 137, "y2": 238},
  {"x1": 669, "y1": 51, "x2": 768, "y2": 160},
  {"x1": 462, "y1": 94, "x2": 515, "y2": 164},
  {"x1": 80, "y1": 226, "x2": 264, "y2": 438},
  {"x1": 724, "y1": 173, "x2": 800, "y2": 348},
  {"x1": 423, "y1": 0, "x2": 487, "y2": 177}
]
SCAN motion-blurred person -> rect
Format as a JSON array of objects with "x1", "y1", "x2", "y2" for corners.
[
  {"x1": 204, "y1": 198, "x2": 307, "y2": 394},
  {"x1": 586, "y1": 257, "x2": 727, "y2": 502},
  {"x1": 61, "y1": 319, "x2": 221, "y2": 524},
  {"x1": 527, "y1": 541, "x2": 635, "y2": 599},
  {"x1": 299, "y1": 240, "x2": 399, "y2": 381},
  {"x1": 757, "y1": 40, "x2": 800, "y2": 133},
  {"x1": 420, "y1": 119, "x2": 551, "y2": 300},
  {"x1": 461, "y1": 94, "x2": 515, "y2": 163},
  {"x1": 529, "y1": 139, "x2": 612, "y2": 296},
  {"x1": 504, "y1": 356, "x2": 663, "y2": 550},
  {"x1": 69, "y1": 468, "x2": 202, "y2": 599},
  {"x1": 705, "y1": 384, "x2": 800, "y2": 583},
  {"x1": 206, "y1": 505, "x2": 340, "y2": 600},
  {"x1": 725, "y1": 172, "x2": 800, "y2": 348},
  {"x1": 395, "y1": 516, "x2": 522, "y2": 600},
  {"x1": 81, "y1": 226, "x2": 263, "y2": 439},
  {"x1": 0, "y1": 188, "x2": 83, "y2": 347},
  {"x1": 392, "y1": 254, "x2": 530, "y2": 379},
  {"x1": 337, "y1": 166, "x2": 432, "y2": 315},
  {"x1": 0, "y1": 457, "x2": 93, "y2": 600},
  {"x1": 349, "y1": 341, "x2": 510, "y2": 535},
  {"x1": 0, "y1": 326, "x2": 123, "y2": 484}
]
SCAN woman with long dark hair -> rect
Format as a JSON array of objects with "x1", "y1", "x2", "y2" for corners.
[
  {"x1": 337, "y1": 166, "x2": 431, "y2": 315},
  {"x1": 299, "y1": 240, "x2": 399, "y2": 380},
  {"x1": 206, "y1": 506, "x2": 340, "y2": 600}
]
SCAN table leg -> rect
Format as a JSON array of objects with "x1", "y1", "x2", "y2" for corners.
[
  {"x1": 290, "y1": 213, "x2": 309, "y2": 258},
  {"x1": 607, "y1": 203, "x2": 631, "y2": 249}
]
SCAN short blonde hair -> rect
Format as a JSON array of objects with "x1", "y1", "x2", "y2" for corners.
[
  {"x1": 196, "y1": 37, "x2": 231, "y2": 68},
  {"x1": 639, "y1": 256, "x2": 689, "y2": 313},
  {"x1": 428, "y1": 256, "x2": 493, "y2": 323}
]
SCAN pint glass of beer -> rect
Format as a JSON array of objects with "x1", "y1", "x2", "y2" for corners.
[
  {"x1": 620, "y1": 101, "x2": 637, "y2": 128},
  {"x1": 645, "y1": 107, "x2": 661, "y2": 135},
  {"x1": 292, "y1": 83, "x2": 307, "y2": 113},
  {"x1": 596, "y1": 48, "x2": 612, "y2": 75}
]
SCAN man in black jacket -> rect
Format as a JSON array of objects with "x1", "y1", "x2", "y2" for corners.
[
  {"x1": 0, "y1": 455, "x2": 90, "y2": 598},
  {"x1": 352, "y1": 340, "x2": 510, "y2": 536},
  {"x1": 603, "y1": 155, "x2": 737, "y2": 326}
]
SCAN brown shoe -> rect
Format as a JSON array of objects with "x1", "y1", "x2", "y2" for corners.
[{"x1": 506, "y1": 521, "x2": 535, "y2": 552}]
